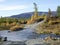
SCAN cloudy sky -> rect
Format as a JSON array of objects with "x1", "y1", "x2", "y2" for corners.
[{"x1": 0, "y1": 0, "x2": 60, "y2": 17}]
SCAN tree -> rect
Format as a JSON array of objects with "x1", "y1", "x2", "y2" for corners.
[
  {"x1": 57, "y1": 6, "x2": 60, "y2": 17},
  {"x1": 45, "y1": 8, "x2": 52, "y2": 22},
  {"x1": 48, "y1": 8, "x2": 52, "y2": 17},
  {"x1": 27, "y1": 3, "x2": 39, "y2": 24},
  {"x1": 33, "y1": 3, "x2": 38, "y2": 19},
  {"x1": 31, "y1": 3, "x2": 38, "y2": 21}
]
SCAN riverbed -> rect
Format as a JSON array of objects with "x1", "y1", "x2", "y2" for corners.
[
  {"x1": 0, "y1": 28, "x2": 60, "y2": 45},
  {"x1": 0, "y1": 28, "x2": 60, "y2": 41}
]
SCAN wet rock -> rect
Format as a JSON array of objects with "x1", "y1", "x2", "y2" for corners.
[
  {"x1": 0, "y1": 41, "x2": 26, "y2": 45},
  {"x1": 25, "y1": 38, "x2": 45, "y2": 45}
]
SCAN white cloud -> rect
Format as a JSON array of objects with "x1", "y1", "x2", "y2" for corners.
[
  {"x1": 0, "y1": 5, "x2": 28, "y2": 11},
  {"x1": 0, "y1": 0, "x2": 5, "y2": 2}
]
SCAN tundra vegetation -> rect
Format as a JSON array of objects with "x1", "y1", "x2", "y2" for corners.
[
  {"x1": 36, "y1": 6, "x2": 60, "y2": 35},
  {"x1": 0, "y1": 18, "x2": 27, "y2": 31},
  {"x1": 0, "y1": 3, "x2": 60, "y2": 35},
  {"x1": 0, "y1": 3, "x2": 60, "y2": 45}
]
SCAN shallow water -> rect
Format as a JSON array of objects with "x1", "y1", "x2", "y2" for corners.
[
  {"x1": 0, "y1": 28, "x2": 60, "y2": 41},
  {"x1": 0, "y1": 28, "x2": 35, "y2": 41}
]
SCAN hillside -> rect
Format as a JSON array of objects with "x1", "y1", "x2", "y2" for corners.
[{"x1": 9, "y1": 11, "x2": 57, "y2": 19}]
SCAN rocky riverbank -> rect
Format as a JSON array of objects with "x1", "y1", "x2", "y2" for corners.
[
  {"x1": 0, "y1": 39, "x2": 60, "y2": 45},
  {"x1": 0, "y1": 41, "x2": 26, "y2": 45}
]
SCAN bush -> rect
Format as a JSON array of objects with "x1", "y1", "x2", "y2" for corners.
[{"x1": 10, "y1": 25, "x2": 24, "y2": 31}]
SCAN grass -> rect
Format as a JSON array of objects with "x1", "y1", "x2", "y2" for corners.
[
  {"x1": 35, "y1": 16, "x2": 60, "y2": 35},
  {"x1": 0, "y1": 22, "x2": 24, "y2": 31}
]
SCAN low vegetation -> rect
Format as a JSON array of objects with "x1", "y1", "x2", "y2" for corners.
[
  {"x1": 0, "y1": 17, "x2": 27, "y2": 31},
  {"x1": 0, "y1": 3, "x2": 60, "y2": 35},
  {"x1": 10, "y1": 24, "x2": 24, "y2": 31},
  {"x1": 35, "y1": 6, "x2": 60, "y2": 35}
]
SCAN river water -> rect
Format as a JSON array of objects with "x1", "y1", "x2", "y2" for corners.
[
  {"x1": 0, "y1": 28, "x2": 34, "y2": 41},
  {"x1": 0, "y1": 28, "x2": 60, "y2": 41},
  {"x1": 0, "y1": 28, "x2": 42, "y2": 41}
]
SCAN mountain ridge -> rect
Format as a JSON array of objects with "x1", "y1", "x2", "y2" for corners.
[{"x1": 9, "y1": 11, "x2": 57, "y2": 19}]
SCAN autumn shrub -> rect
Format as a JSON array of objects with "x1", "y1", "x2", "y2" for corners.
[{"x1": 10, "y1": 25, "x2": 24, "y2": 31}]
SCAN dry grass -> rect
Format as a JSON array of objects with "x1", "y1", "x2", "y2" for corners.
[
  {"x1": 10, "y1": 25, "x2": 24, "y2": 31},
  {"x1": 36, "y1": 17, "x2": 60, "y2": 35}
]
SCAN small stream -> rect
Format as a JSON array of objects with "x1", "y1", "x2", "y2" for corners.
[
  {"x1": 0, "y1": 28, "x2": 34, "y2": 41},
  {"x1": 0, "y1": 28, "x2": 60, "y2": 41},
  {"x1": 0, "y1": 20, "x2": 60, "y2": 42}
]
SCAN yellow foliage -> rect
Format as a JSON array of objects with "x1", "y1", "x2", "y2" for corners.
[
  {"x1": 6, "y1": 22, "x2": 10, "y2": 26},
  {"x1": 0, "y1": 23, "x2": 6, "y2": 26},
  {"x1": 10, "y1": 22, "x2": 16, "y2": 26},
  {"x1": 48, "y1": 20, "x2": 52, "y2": 25},
  {"x1": 10, "y1": 25, "x2": 24, "y2": 31},
  {"x1": 27, "y1": 20, "x2": 31, "y2": 24}
]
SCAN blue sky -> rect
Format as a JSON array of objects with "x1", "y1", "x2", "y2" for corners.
[{"x1": 0, "y1": 0, "x2": 60, "y2": 17}]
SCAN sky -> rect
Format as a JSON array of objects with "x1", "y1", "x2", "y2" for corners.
[{"x1": 0, "y1": 0, "x2": 60, "y2": 17}]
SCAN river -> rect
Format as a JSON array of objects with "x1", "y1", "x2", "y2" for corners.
[
  {"x1": 0, "y1": 28, "x2": 35, "y2": 41},
  {"x1": 0, "y1": 20, "x2": 60, "y2": 42},
  {"x1": 0, "y1": 21, "x2": 45, "y2": 41},
  {"x1": 0, "y1": 28, "x2": 60, "y2": 41},
  {"x1": 0, "y1": 28, "x2": 47, "y2": 41}
]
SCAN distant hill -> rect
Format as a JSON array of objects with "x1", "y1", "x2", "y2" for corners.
[{"x1": 9, "y1": 11, "x2": 57, "y2": 19}]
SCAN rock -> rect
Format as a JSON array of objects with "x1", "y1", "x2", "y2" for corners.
[
  {"x1": 0, "y1": 41, "x2": 26, "y2": 45},
  {"x1": 44, "y1": 36, "x2": 53, "y2": 42},
  {"x1": 25, "y1": 38, "x2": 45, "y2": 45}
]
